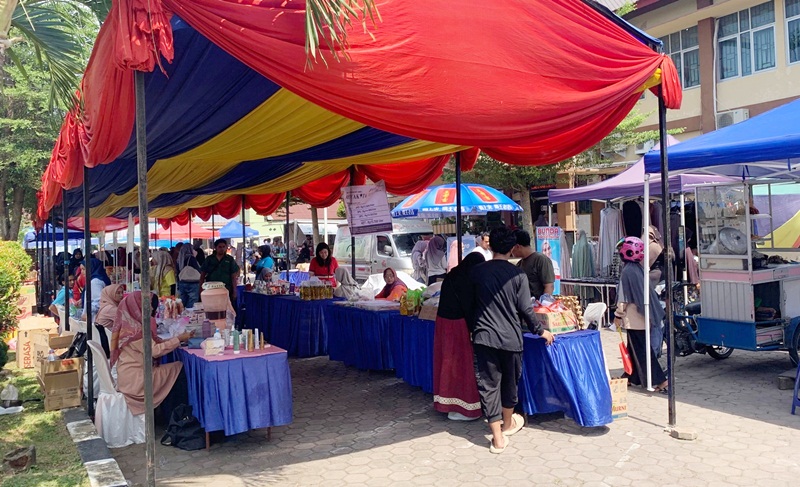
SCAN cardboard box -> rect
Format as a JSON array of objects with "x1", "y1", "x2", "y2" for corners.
[
  {"x1": 534, "y1": 310, "x2": 578, "y2": 335},
  {"x1": 418, "y1": 304, "x2": 438, "y2": 321},
  {"x1": 610, "y1": 378, "x2": 628, "y2": 420},
  {"x1": 38, "y1": 357, "x2": 83, "y2": 412},
  {"x1": 17, "y1": 284, "x2": 37, "y2": 320},
  {"x1": 15, "y1": 319, "x2": 57, "y2": 369}
]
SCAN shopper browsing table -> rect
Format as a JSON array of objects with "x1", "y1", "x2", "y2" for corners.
[
  {"x1": 511, "y1": 230, "x2": 555, "y2": 300},
  {"x1": 200, "y1": 239, "x2": 241, "y2": 305},
  {"x1": 468, "y1": 227, "x2": 554, "y2": 454}
]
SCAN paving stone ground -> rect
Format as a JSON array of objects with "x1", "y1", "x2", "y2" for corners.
[{"x1": 113, "y1": 328, "x2": 800, "y2": 486}]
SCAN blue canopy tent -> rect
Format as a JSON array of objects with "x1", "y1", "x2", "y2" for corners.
[
  {"x1": 24, "y1": 223, "x2": 84, "y2": 242},
  {"x1": 218, "y1": 220, "x2": 259, "y2": 239},
  {"x1": 643, "y1": 99, "x2": 800, "y2": 178}
]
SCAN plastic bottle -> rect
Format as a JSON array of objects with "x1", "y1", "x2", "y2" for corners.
[
  {"x1": 48, "y1": 349, "x2": 56, "y2": 361},
  {"x1": 232, "y1": 329, "x2": 240, "y2": 354}
]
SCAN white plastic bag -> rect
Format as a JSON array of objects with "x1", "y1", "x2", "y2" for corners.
[{"x1": 0, "y1": 384, "x2": 19, "y2": 401}]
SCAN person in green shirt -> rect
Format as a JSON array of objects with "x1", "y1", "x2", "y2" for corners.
[{"x1": 200, "y1": 239, "x2": 241, "y2": 304}]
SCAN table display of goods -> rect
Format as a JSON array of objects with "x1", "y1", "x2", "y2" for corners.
[
  {"x1": 553, "y1": 295, "x2": 584, "y2": 328},
  {"x1": 533, "y1": 296, "x2": 579, "y2": 335},
  {"x1": 299, "y1": 281, "x2": 334, "y2": 300}
]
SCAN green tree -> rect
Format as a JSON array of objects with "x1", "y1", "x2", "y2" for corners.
[{"x1": 0, "y1": 240, "x2": 31, "y2": 336}]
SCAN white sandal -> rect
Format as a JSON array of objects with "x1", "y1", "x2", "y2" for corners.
[{"x1": 489, "y1": 435, "x2": 508, "y2": 454}]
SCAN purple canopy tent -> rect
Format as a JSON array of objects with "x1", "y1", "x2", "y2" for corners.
[{"x1": 548, "y1": 137, "x2": 734, "y2": 204}]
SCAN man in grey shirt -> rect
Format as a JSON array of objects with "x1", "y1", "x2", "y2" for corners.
[
  {"x1": 512, "y1": 229, "x2": 555, "y2": 299},
  {"x1": 468, "y1": 227, "x2": 554, "y2": 453}
]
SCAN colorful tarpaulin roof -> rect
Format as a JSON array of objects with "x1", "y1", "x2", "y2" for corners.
[
  {"x1": 38, "y1": 0, "x2": 681, "y2": 227},
  {"x1": 392, "y1": 184, "x2": 522, "y2": 219}
]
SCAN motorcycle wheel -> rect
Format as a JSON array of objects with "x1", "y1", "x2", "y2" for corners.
[
  {"x1": 706, "y1": 345, "x2": 734, "y2": 360},
  {"x1": 789, "y1": 328, "x2": 800, "y2": 367}
]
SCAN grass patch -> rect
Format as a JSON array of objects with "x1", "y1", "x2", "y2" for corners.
[{"x1": 0, "y1": 352, "x2": 88, "y2": 487}]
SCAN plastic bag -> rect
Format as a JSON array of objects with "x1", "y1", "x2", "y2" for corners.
[{"x1": 1, "y1": 384, "x2": 19, "y2": 402}]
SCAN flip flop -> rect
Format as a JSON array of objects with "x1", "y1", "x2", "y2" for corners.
[
  {"x1": 503, "y1": 413, "x2": 526, "y2": 437},
  {"x1": 489, "y1": 435, "x2": 509, "y2": 454}
]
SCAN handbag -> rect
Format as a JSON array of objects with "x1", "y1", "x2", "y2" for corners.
[
  {"x1": 178, "y1": 255, "x2": 201, "y2": 282},
  {"x1": 617, "y1": 326, "x2": 633, "y2": 376},
  {"x1": 160, "y1": 404, "x2": 206, "y2": 451}
]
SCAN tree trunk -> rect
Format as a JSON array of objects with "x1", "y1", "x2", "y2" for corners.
[
  {"x1": 8, "y1": 185, "x2": 25, "y2": 239},
  {"x1": 519, "y1": 187, "x2": 534, "y2": 236},
  {"x1": 310, "y1": 206, "x2": 320, "y2": 247},
  {"x1": 0, "y1": 170, "x2": 9, "y2": 240}
]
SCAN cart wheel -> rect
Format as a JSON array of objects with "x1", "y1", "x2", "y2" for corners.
[
  {"x1": 789, "y1": 329, "x2": 800, "y2": 367},
  {"x1": 706, "y1": 345, "x2": 733, "y2": 360}
]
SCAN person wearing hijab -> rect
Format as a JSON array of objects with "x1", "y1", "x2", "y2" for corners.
[
  {"x1": 333, "y1": 267, "x2": 361, "y2": 300},
  {"x1": 176, "y1": 244, "x2": 201, "y2": 307},
  {"x1": 646, "y1": 225, "x2": 671, "y2": 287},
  {"x1": 375, "y1": 267, "x2": 408, "y2": 301},
  {"x1": 80, "y1": 257, "x2": 112, "y2": 320},
  {"x1": 308, "y1": 242, "x2": 339, "y2": 287},
  {"x1": 69, "y1": 249, "x2": 83, "y2": 277},
  {"x1": 112, "y1": 292, "x2": 193, "y2": 416},
  {"x1": 193, "y1": 244, "x2": 206, "y2": 266},
  {"x1": 614, "y1": 237, "x2": 668, "y2": 392},
  {"x1": 411, "y1": 237, "x2": 429, "y2": 283},
  {"x1": 151, "y1": 250, "x2": 177, "y2": 297},
  {"x1": 253, "y1": 245, "x2": 275, "y2": 281},
  {"x1": 433, "y1": 252, "x2": 485, "y2": 421},
  {"x1": 94, "y1": 284, "x2": 125, "y2": 357},
  {"x1": 425, "y1": 235, "x2": 448, "y2": 285}
]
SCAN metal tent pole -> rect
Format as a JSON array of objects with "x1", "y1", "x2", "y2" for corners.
[
  {"x1": 658, "y1": 86, "x2": 676, "y2": 429},
  {"x1": 62, "y1": 191, "x2": 69, "y2": 331},
  {"x1": 455, "y1": 153, "x2": 463, "y2": 263},
  {"x1": 188, "y1": 210, "x2": 192, "y2": 244},
  {"x1": 135, "y1": 71, "x2": 156, "y2": 487},
  {"x1": 50, "y1": 214, "x2": 57, "y2": 305},
  {"x1": 643, "y1": 174, "x2": 653, "y2": 391},
  {"x1": 285, "y1": 192, "x2": 291, "y2": 272},
  {"x1": 680, "y1": 193, "x2": 688, "y2": 305},
  {"x1": 349, "y1": 167, "x2": 356, "y2": 279},
  {"x1": 82, "y1": 166, "x2": 94, "y2": 417},
  {"x1": 35, "y1": 229, "x2": 40, "y2": 311},
  {"x1": 169, "y1": 222, "x2": 173, "y2": 248},
  {"x1": 241, "y1": 196, "x2": 247, "y2": 282}
]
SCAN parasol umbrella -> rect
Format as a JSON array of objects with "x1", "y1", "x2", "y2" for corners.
[{"x1": 391, "y1": 183, "x2": 522, "y2": 219}]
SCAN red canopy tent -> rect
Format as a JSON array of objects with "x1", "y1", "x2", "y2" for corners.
[{"x1": 150, "y1": 221, "x2": 214, "y2": 239}]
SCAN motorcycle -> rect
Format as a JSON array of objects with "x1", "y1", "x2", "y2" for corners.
[{"x1": 660, "y1": 282, "x2": 734, "y2": 360}]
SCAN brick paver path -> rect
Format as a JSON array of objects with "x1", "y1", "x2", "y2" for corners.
[{"x1": 114, "y1": 328, "x2": 800, "y2": 486}]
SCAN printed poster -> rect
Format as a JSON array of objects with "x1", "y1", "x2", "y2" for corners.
[
  {"x1": 535, "y1": 226, "x2": 561, "y2": 295},
  {"x1": 341, "y1": 180, "x2": 393, "y2": 236}
]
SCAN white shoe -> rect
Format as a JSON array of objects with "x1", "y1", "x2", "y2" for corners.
[{"x1": 448, "y1": 412, "x2": 480, "y2": 421}]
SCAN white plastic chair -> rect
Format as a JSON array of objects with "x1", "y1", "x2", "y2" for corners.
[
  {"x1": 583, "y1": 302, "x2": 608, "y2": 329},
  {"x1": 88, "y1": 341, "x2": 145, "y2": 448}
]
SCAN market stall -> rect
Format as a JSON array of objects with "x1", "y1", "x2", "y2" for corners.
[{"x1": 644, "y1": 99, "x2": 800, "y2": 365}]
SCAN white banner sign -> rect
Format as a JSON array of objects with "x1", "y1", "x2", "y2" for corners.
[{"x1": 341, "y1": 180, "x2": 393, "y2": 235}]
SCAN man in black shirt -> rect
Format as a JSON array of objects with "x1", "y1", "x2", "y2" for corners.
[{"x1": 469, "y1": 227, "x2": 554, "y2": 453}]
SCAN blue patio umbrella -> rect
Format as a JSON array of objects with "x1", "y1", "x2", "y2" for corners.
[
  {"x1": 391, "y1": 183, "x2": 522, "y2": 219},
  {"x1": 218, "y1": 220, "x2": 260, "y2": 239}
]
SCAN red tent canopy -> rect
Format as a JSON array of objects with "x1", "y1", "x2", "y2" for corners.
[{"x1": 150, "y1": 221, "x2": 214, "y2": 239}]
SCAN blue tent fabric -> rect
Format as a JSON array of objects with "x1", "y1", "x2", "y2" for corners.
[
  {"x1": 25, "y1": 224, "x2": 84, "y2": 242},
  {"x1": 644, "y1": 99, "x2": 800, "y2": 178},
  {"x1": 218, "y1": 220, "x2": 259, "y2": 239}
]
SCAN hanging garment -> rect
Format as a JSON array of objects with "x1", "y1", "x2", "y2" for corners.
[
  {"x1": 571, "y1": 230, "x2": 596, "y2": 301},
  {"x1": 649, "y1": 201, "x2": 663, "y2": 237},
  {"x1": 622, "y1": 200, "x2": 642, "y2": 238},
  {"x1": 559, "y1": 230, "x2": 573, "y2": 295},
  {"x1": 598, "y1": 207, "x2": 623, "y2": 277}
]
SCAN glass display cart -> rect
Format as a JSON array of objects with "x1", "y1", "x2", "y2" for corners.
[{"x1": 693, "y1": 181, "x2": 800, "y2": 365}]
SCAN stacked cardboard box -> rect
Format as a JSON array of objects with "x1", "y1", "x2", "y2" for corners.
[
  {"x1": 15, "y1": 319, "x2": 57, "y2": 369},
  {"x1": 38, "y1": 357, "x2": 83, "y2": 411}
]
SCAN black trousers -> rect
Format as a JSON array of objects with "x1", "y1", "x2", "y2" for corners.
[
  {"x1": 626, "y1": 329, "x2": 667, "y2": 387},
  {"x1": 474, "y1": 344, "x2": 522, "y2": 423}
]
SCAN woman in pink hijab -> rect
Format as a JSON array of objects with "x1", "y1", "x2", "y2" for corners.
[{"x1": 111, "y1": 292, "x2": 192, "y2": 416}]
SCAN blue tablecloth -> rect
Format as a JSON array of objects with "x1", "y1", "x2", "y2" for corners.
[
  {"x1": 279, "y1": 271, "x2": 310, "y2": 286},
  {"x1": 325, "y1": 305, "x2": 435, "y2": 393},
  {"x1": 518, "y1": 330, "x2": 612, "y2": 427},
  {"x1": 243, "y1": 292, "x2": 334, "y2": 357},
  {"x1": 268, "y1": 296, "x2": 333, "y2": 358},
  {"x1": 177, "y1": 348, "x2": 293, "y2": 436},
  {"x1": 326, "y1": 305, "x2": 398, "y2": 371}
]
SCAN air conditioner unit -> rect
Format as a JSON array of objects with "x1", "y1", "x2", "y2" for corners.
[
  {"x1": 716, "y1": 108, "x2": 750, "y2": 129},
  {"x1": 634, "y1": 140, "x2": 656, "y2": 155}
]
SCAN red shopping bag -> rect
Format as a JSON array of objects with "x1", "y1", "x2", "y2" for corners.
[{"x1": 617, "y1": 327, "x2": 633, "y2": 376}]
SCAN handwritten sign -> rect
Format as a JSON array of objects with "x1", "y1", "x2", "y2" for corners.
[{"x1": 342, "y1": 181, "x2": 393, "y2": 236}]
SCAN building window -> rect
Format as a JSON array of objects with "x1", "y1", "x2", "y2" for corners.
[
  {"x1": 717, "y1": 1, "x2": 776, "y2": 80},
  {"x1": 787, "y1": 0, "x2": 800, "y2": 64},
  {"x1": 660, "y1": 26, "x2": 700, "y2": 88}
]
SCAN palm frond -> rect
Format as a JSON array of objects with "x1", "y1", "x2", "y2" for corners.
[
  {"x1": 9, "y1": 0, "x2": 86, "y2": 109},
  {"x1": 305, "y1": 0, "x2": 381, "y2": 69}
]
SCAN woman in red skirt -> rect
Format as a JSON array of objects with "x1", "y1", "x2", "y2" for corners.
[{"x1": 433, "y1": 252, "x2": 485, "y2": 420}]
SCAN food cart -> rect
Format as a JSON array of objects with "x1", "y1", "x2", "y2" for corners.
[{"x1": 692, "y1": 181, "x2": 800, "y2": 365}]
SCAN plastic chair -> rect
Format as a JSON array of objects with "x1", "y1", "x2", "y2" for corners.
[
  {"x1": 88, "y1": 341, "x2": 145, "y2": 448},
  {"x1": 792, "y1": 365, "x2": 800, "y2": 415},
  {"x1": 583, "y1": 302, "x2": 608, "y2": 329}
]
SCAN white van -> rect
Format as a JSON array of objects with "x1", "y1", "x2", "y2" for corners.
[{"x1": 333, "y1": 221, "x2": 434, "y2": 282}]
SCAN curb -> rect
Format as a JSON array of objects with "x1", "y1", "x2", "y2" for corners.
[{"x1": 61, "y1": 408, "x2": 128, "y2": 487}]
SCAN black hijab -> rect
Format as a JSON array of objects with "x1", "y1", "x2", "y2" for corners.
[{"x1": 436, "y1": 252, "x2": 485, "y2": 321}]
